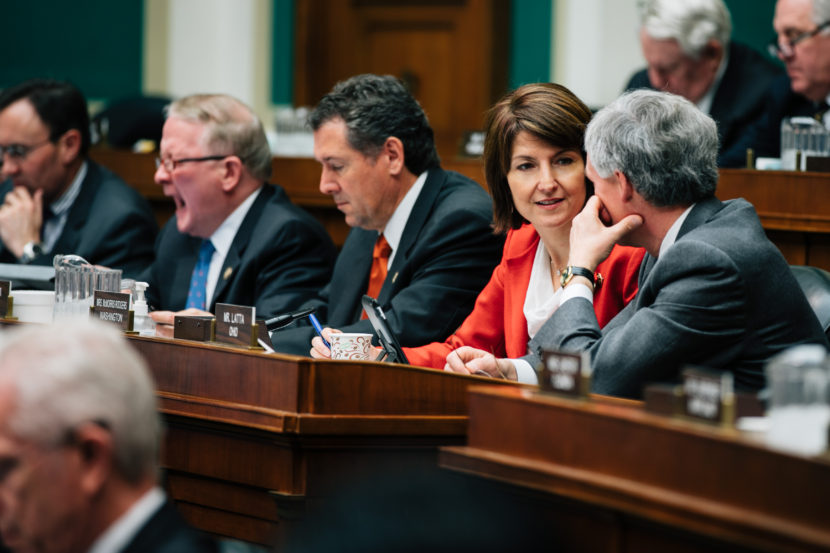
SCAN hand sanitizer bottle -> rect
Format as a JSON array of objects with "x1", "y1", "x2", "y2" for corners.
[{"x1": 133, "y1": 282, "x2": 156, "y2": 336}]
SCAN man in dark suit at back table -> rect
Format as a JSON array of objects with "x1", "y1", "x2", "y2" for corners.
[
  {"x1": 624, "y1": 0, "x2": 781, "y2": 168},
  {"x1": 0, "y1": 79, "x2": 157, "y2": 274},
  {"x1": 0, "y1": 320, "x2": 217, "y2": 553},
  {"x1": 720, "y1": 0, "x2": 830, "y2": 167},
  {"x1": 139, "y1": 93, "x2": 336, "y2": 326},
  {"x1": 272, "y1": 74, "x2": 503, "y2": 356},
  {"x1": 446, "y1": 89, "x2": 828, "y2": 399}
]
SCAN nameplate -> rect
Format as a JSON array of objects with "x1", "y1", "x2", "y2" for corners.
[
  {"x1": 215, "y1": 303, "x2": 261, "y2": 349},
  {"x1": 644, "y1": 382, "x2": 761, "y2": 421},
  {"x1": 91, "y1": 290, "x2": 133, "y2": 332},
  {"x1": 682, "y1": 366, "x2": 734, "y2": 425},
  {"x1": 174, "y1": 315, "x2": 215, "y2": 342},
  {"x1": 539, "y1": 349, "x2": 592, "y2": 398},
  {"x1": 0, "y1": 280, "x2": 12, "y2": 319},
  {"x1": 805, "y1": 155, "x2": 830, "y2": 173}
]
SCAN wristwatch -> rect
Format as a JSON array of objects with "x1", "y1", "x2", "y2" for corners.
[
  {"x1": 20, "y1": 241, "x2": 44, "y2": 264},
  {"x1": 560, "y1": 266, "x2": 595, "y2": 288}
]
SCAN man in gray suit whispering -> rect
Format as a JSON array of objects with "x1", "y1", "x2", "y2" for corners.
[{"x1": 447, "y1": 89, "x2": 829, "y2": 398}]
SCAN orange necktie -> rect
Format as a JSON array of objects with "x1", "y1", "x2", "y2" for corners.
[{"x1": 362, "y1": 234, "x2": 392, "y2": 319}]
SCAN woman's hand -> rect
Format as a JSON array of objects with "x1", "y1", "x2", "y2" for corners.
[{"x1": 443, "y1": 346, "x2": 517, "y2": 380}]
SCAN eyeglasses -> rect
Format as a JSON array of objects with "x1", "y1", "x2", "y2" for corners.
[
  {"x1": 0, "y1": 139, "x2": 52, "y2": 162},
  {"x1": 154, "y1": 155, "x2": 230, "y2": 173},
  {"x1": 768, "y1": 21, "x2": 830, "y2": 57}
]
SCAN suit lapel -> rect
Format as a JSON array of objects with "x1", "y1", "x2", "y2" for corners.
[
  {"x1": 330, "y1": 228, "x2": 376, "y2": 324},
  {"x1": 377, "y1": 168, "x2": 444, "y2": 304},
  {"x1": 210, "y1": 185, "x2": 272, "y2": 309}
]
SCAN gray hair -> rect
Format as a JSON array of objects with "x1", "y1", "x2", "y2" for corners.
[
  {"x1": 166, "y1": 94, "x2": 272, "y2": 182},
  {"x1": 585, "y1": 89, "x2": 718, "y2": 207},
  {"x1": 0, "y1": 321, "x2": 161, "y2": 484},
  {"x1": 640, "y1": 0, "x2": 732, "y2": 57},
  {"x1": 814, "y1": 0, "x2": 830, "y2": 24}
]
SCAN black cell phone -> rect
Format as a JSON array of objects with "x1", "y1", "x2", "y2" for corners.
[{"x1": 361, "y1": 295, "x2": 409, "y2": 364}]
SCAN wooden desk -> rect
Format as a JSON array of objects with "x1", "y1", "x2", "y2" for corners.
[
  {"x1": 125, "y1": 334, "x2": 517, "y2": 546},
  {"x1": 718, "y1": 169, "x2": 830, "y2": 270},
  {"x1": 441, "y1": 386, "x2": 830, "y2": 553}
]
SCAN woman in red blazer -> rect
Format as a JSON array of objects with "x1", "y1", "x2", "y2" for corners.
[{"x1": 404, "y1": 83, "x2": 644, "y2": 370}]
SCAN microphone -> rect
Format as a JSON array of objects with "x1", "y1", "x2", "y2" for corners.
[{"x1": 265, "y1": 307, "x2": 316, "y2": 332}]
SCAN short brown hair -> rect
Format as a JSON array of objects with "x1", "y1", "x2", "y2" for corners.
[{"x1": 484, "y1": 83, "x2": 592, "y2": 234}]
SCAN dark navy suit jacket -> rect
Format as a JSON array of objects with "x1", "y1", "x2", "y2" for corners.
[
  {"x1": 625, "y1": 41, "x2": 782, "y2": 167},
  {"x1": 121, "y1": 499, "x2": 218, "y2": 553},
  {"x1": 137, "y1": 183, "x2": 336, "y2": 320},
  {"x1": 719, "y1": 74, "x2": 826, "y2": 167},
  {"x1": 272, "y1": 167, "x2": 503, "y2": 356}
]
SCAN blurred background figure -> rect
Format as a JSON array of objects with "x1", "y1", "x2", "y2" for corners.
[
  {"x1": 722, "y1": 0, "x2": 830, "y2": 166},
  {"x1": 0, "y1": 79, "x2": 157, "y2": 273},
  {"x1": 624, "y1": 0, "x2": 781, "y2": 166},
  {"x1": 0, "y1": 321, "x2": 217, "y2": 553}
]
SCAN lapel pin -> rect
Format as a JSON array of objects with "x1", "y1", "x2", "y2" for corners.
[
  {"x1": 223, "y1": 267, "x2": 233, "y2": 280},
  {"x1": 391, "y1": 271, "x2": 399, "y2": 283}
]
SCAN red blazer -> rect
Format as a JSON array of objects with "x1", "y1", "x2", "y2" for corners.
[{"x1": 404, "y1": 224, "x2": 645, "y2": 369}]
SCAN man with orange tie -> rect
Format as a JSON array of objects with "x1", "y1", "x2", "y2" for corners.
[{"x1": 272, "y1": 74, "x2": 503, "y2": 356}]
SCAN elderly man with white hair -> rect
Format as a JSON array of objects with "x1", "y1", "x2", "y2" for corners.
[
  {"x1": 0, "y1": 321, "x2": 217, "y2": 553},
  {"x1": 624, "y1": 0, "x2": 781, "y2": 166}
]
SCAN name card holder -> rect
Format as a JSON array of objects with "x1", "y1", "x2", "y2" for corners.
[
  {"x1": 0, "y1": 280, "x2": 16, "y2": 320},
  {"x1": 215, "y1": 303, "x2": 263, "y2": 351},
  {"x1": 538, "y1": 348, "x2": 592, "y2": 398},
  {"x1": 644, "y1": 367, "x2": 737, "y2": 427},
  {"x1": 682, "y1": 367, "x2": 735, "y2": 426},
  {"x1": 173, "y1": 315, "x2": 216, "y2": 342},
  {"x1": 90, "y1": 290, "x2": 134, "y2": 333}
]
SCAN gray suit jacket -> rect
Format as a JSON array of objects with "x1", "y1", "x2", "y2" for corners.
[{"x1": 524, "y1": 197, "x2": 829, "y2": 398}]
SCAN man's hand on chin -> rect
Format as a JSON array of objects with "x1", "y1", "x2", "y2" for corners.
[
  {"x1": 0, "y1": 187, "x2": 43, "y2": 258},
  {"x1": 569, "y1": 196, "x2": 643, "y2": 271}
]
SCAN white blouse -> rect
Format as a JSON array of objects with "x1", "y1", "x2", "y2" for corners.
[{"x1": 523, "y1": 240, "x2": 564, "y2": 339}]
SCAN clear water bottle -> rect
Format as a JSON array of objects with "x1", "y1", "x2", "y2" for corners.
[{"x1": 780, "y1": 116, "x2": 830, "y2": 170}]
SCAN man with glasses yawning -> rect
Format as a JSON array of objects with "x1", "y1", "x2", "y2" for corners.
[
  {"x1": 0, "y1": 79, "x2": 156, "y2": 274},
  {"x1": 720, "y1": 0, "x2": 830, "y2": 166},
  {"x1": 137, "y1": 93, "x2": 335, "y2": 325}
]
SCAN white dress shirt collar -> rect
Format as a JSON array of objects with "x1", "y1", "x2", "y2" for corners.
[
  {"x1": 696, "y1": 48, "x2": 729, "y2": 115},
  {"x1": 86, "y1": 487, "x2": 166, "y2": 553},
  {"x1": 205, "y1": 186, "x2": 262, "y2": 305},
  {"x1": 380, "y1": 170, "x2": 428, "y2": 267},
  {"x1": 658, "y1": 204, "x2": 695, "y2": 258},
  {"x1": 42, "y1": 161, "x2": 87, "y2": 252}
]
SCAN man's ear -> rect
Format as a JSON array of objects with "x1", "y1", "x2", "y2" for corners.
[
  {"x1": 58, "y1": 129, "x2": 82, "y2": 165},
  {"x1": 74, "y1": 422, "x2": 114, "y2": 497},
  {"x1": 613, "y1": 170, "x2": 635, "y2": 203},
  {"x1": 383, "y1": 137, "x2": 405, "y2": 176},
  {"x1": 219, "y1": 156, "x2": 245, "y2": 193},
  {"x1": 701, "y1": 39, "x2": 724, "y2": 63}
]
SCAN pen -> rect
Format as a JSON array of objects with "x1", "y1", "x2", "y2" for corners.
[{"x1": 308, "y1": 313, "x2": 330, "y2": 349}]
